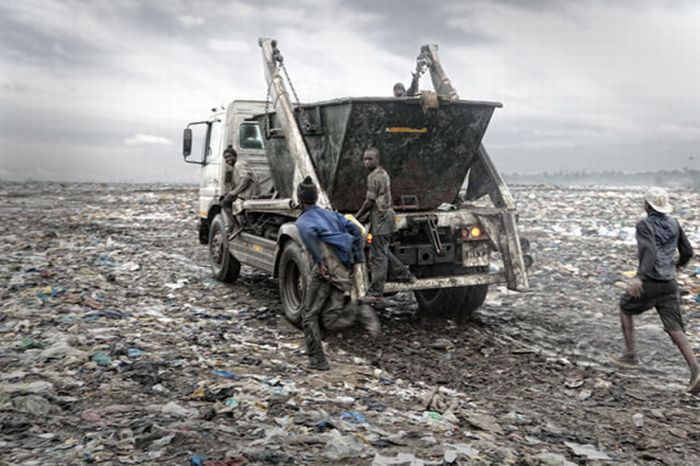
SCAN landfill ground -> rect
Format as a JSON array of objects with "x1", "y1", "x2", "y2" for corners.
[{"x1": 1, "y1": 183, "x2": 699, "y2": 466}]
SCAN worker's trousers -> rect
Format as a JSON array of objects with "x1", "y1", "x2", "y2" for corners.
[{"x1": 368, "y1": 233, "x2": 413, "y2": 296}]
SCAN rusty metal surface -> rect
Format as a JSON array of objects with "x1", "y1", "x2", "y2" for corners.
[
  {"x1": 258, "y1": 98, "x2": 499, "y2": 212},
  {"x1": 383, "y1": 271, "x2": 507, "y2": 292},
  {"x1": 475, "y1": 210, "x2": 529, "y2": 291}
]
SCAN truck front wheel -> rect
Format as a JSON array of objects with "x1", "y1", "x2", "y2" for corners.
[
  {"x1": 199, "y1": 218, "x2": 209, "y2": 245},
  {"x1": 208, "y1": 214, "x2": 241, "y2": 283},
  {"x1": 278, "y1": 241, "x2": 310, "y2": 329},
  {"x1": 414, "y1": 284, "x2": 488, "y2": 321}
]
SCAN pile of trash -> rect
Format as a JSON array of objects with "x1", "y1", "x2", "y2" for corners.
[{"x1": 1, "y1": 182, "x2": 698, "y2": 465}]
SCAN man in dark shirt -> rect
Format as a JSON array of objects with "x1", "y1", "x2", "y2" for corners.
[
  {"x1": 611, "y1": 187, "x2": 698, "y2": 394},
  {"x1": 393, "y1": 54, "x2": 421, "y2": 97},
  {"x1": 295, "y1": 177, "x2": 380, "y2": 371},
  {"x1": 392, "y1": 76, "x2": 418, "y2": 97},
  {"x1": 355, "y1": 148, "x2": 415, "y2": 302}
]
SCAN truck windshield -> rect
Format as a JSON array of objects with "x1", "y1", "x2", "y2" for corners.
[{"x1": 239, "y1": 123, "x2": 264, "y2": 150}]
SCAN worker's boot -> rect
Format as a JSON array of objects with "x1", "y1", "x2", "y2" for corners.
[
  {"x1": 609, "y1": 352, "x2": 639, "y2": 368},
  {"x1": 308, "y1": 353, "x2": 330, "y2": 371},
  {"x1": 356, "y1": 304, "x2": 381, "y2": 337}
]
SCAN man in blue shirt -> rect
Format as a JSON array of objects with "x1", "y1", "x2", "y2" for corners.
[
  {"x1": 611, "y1": 187, "x2": 698, "y2": 394},
  {"x1": 295, "y1": 177, "x2": 380, "y2": 370}
]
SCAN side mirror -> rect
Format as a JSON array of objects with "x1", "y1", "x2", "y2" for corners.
[{"x1": 183, "y1": 128, "x2": 193, "y2": 158}]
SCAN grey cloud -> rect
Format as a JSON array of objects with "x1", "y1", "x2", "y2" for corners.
[
  {"x1": 0, "y1": 110, "x2": 139, "y2": 147},
  {"x1": 1, "y1": 0, "x2": 699, "y2": 182},
  {"x1": 492, "y1": 139, "x2": 700, "y2": 175},
  {"x1": 340, "y1": 0, "x2": 500, "y2": 57},
  {"x1": 124, "y1": 134, "x2": 173, "y2": 146},
  {"x1": 0, "y1": 75, "x2": 26, "y2": 93},
  {"x1": 0, "y1": 14, "x2": 100, "y2": 67}
]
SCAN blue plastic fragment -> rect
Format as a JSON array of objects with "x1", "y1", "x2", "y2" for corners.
[
  {"x1": 127, "y1": 348, "x2": 144, "y2": 358},
  {"x1": 316, "y1": 420, "x2": 333, "y2": 432},
  {"x1": 211, "y1": 370, "x2": 238, "y2": 379},
  {"x1": 339, "y1": 410, "x2": 367, "y2": 424}
]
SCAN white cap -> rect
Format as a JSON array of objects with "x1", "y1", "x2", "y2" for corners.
[{"x1": 644, "y1": 187, "x2": 673, "y2": 214}]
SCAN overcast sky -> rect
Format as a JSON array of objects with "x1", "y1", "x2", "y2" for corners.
[{"x1": 1, "y1": 0, "x2": 699, "y2": 182}]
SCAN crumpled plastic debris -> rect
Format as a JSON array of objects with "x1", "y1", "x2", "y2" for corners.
[
  {"x1": 323, "y1": 429, "x2": 364, "y2": 460},
  {"x1": 1, "y1": 182, "x2": 697, "y2": 464}
]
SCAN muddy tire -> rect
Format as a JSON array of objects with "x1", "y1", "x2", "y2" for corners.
[
  {"x1": 278, "y1": 241, "x2": 311, "y2": 329},
  {"x1": 415, "y1": 287, "x2": 467, "y2": 317},
  {"x1": 198, "y1": 218, "x2": 209, "y2": 245},
  {"x1": 415, "y1": 284, "x2": 488, "y2": 320},
  {"x1": 460, "y1": 284, "x2": 488, "y2": 316},
  {"x1": 208, "y1": 214, "x2": 241, "y2": 283}
]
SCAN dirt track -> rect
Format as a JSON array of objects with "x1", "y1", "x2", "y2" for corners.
[{"x1": 1, "y1": 183, "x2": 699, "y2": 465}]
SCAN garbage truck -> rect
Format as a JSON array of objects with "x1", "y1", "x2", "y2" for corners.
[{"x1": 181, "y1": 38, "x2": 531, "y2": 326}]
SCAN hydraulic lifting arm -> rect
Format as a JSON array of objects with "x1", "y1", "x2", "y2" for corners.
[
  {"x1": 257, "y1": 38, "x2": 370, "y2": 299},
  {"x1": 258, "y1": 37, "x2": 331, "y2": 209},
  {"x1": 414, "y1": 44, "x2": 460, "y2": 101},
  {"x1": 415, "y1": 44, "x2": 529, "y2": 291}
]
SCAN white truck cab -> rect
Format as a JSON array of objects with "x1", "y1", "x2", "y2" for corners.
[{"x1": 182, "y1": 100, "x2": 270, "y2": 243}]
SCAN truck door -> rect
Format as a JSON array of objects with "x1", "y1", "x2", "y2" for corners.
[
  {"x1": 183, "y1": 116, "x2": 226, "y2": 220},
  {"x1": 199, "y1": 118, "x2": 224, "y2": 217}
]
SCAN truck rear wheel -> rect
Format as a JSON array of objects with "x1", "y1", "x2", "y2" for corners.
[
  {"x1": 414, "y1": 284, "x2": 488, "y2": 320},
  {"x1": 415, "y1": 287, "x2": 467, "y2": 317},
  {"x1": 208, "y1": 214, "x2": 241, "y2": 283},
  {"x1": 278, "y1": 241, "x2": 310, "y2": 329},
  {"x1": 460, "y1": 284, "x2": 488, "y2": 315}
]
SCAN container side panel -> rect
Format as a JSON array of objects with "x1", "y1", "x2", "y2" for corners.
[
  {"x1": 333, "y1": 101, "x2": 495, "y2": 211},
  {"x1": 257, "y1": 99, "x2": 496, "y2": 211}
]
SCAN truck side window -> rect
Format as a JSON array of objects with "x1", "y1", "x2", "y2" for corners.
[{"x1": 240, "y1": 123, "x2": 264, "y2": 149}]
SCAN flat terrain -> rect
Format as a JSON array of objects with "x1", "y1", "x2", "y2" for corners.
[{"x1": 1, "y1": 183, "x2": 699, "y2": 465}]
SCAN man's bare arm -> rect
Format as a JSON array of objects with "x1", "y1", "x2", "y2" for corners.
[
  {"x1": 229, "y1": 177, "x2": 252, "y2": 199},
  {"x1": 355, "y1": 199, "x2": 374, "y2": 223}
]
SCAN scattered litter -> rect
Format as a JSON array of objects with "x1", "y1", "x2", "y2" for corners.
[
  {"x1": 0, "y1": 183, "x2": 697, "y2": 464},
  {"x1": 564, "y1": 441, "x2": 611, "y2": 460}
]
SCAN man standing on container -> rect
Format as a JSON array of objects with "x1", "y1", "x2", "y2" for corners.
[
  {"x1": 611, "y1": 187, "x2": 699, "y2": 394},
  {"x1": 355, "y1": 147, "x2": 415, "y2": 303},
  {"x1": 222, "y1": 145, "x2": 260, "y2": 237},
  {"x1": 296, "y1": 177, "x2": 380, "y2": 371}
]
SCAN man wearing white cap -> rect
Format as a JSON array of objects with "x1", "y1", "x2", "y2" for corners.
[{"x1": 611, "y1": 187, "x2": 698, "y2": 394}]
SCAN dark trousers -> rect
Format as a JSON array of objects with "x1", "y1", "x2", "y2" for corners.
[
  {"x1": 620, "y1": 280, "x2": 683, "y2": 332},
  {"x1": 302, "y1": 272, "x2": 357, "y2": 362},
  {"x1": 368, "y1": 233, "x2": 412, "y2": 296}
]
